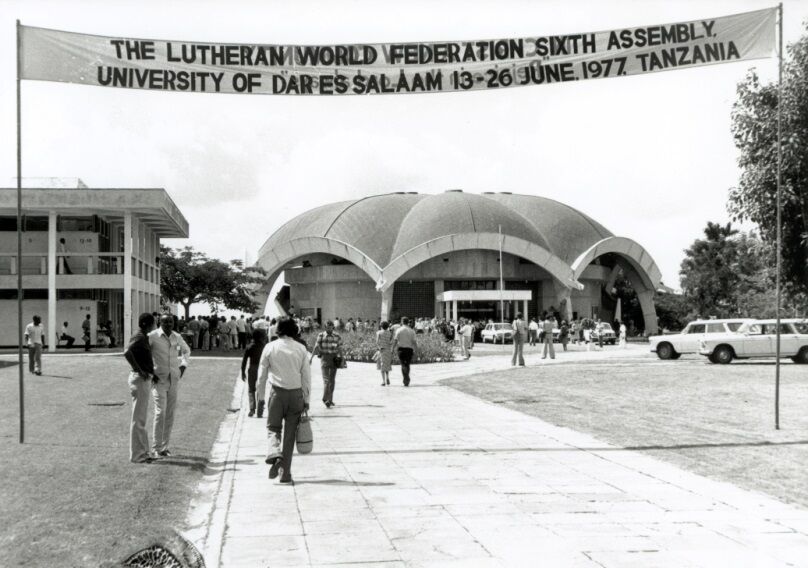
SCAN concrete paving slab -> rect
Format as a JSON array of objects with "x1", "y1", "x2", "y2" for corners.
[{"x1": 184, "y1": 346, "x2": 808, "y2": 566}]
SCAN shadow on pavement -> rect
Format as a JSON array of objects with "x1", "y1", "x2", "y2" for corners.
[{"x1": 294, "y1": 479, "x2": 395, "y2": 487}]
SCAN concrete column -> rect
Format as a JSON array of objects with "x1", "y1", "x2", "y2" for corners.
[
  {"x1": 123, "y1": 212, "x2": 133, "y2": 347},
  {"x1": 522, "y1": 299, "x2": 528, "y2": 320},
  {"x1": 380, "y1": 286, "x2": 394, "y2": 322},
  {"x1": 444, "y1": 301, "x2": 449, "y2": 320},
  {"x1": 637, "y1": 289, "x2": 659, "y2": 335},
  {"x1": 47, "y1": 211, "x2": 57, "y2": 352},
  {"x1": 433, "y1": 279, "x2": 444, "y2": 318},
  {"x1": 452, "y1": 300, "x2": 458, "y2": 322},
  {"x1": 553, "y1": 280, "x2": 573, "y2": 323}
]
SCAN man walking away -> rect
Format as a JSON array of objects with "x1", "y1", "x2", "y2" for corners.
[
  {"x1": 257, "y1": 317, "x2": 310, "y2": 484},
  {"x1": 148, "y1": 315, "x2": 191, "y2": 457},
  {"x1": 393, "y1": 317, "x2": 417, "y2": 386},
  {"x1": 24, "y1": 315, "x2": 45, "y2": 375},
  {"x1": 528, "y1": 317, "x2": 539, "y2": 347},
  {"x1": 312, "y1": 320, "x2": 342, "y2": 408},
  {"x1": 236, "y1": 315, "x2": 248, "y2": 349},
  {"x1": 242, "y1": 329, "x2": 268, "y2": 417},
  {"x1": 124, "y1": 313, "x2": 156, "y2": 463},
  {"x1": 541, "y1": 315, "x2": 556, "y2": 360},
  {"x1": 511, "y1": 312, "x2": 526, "y2": 366}
]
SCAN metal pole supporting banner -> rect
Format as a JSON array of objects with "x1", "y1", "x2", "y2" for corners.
[
  {"x1": 498, "y1": 225, "x2": 504, "y2": 322},
  {"x1": 775, "y1": 3, "x2": 783, "y2": 430},
  {"x1": 16, "y1": 19, "x2": 25, "y2": 444}
]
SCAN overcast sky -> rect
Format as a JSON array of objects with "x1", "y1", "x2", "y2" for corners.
[{"x1": 2, "y1": 0, "x2": 806, "y2": 308}]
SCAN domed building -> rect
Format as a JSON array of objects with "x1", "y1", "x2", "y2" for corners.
[{"x1": 255, "y1": 190, "x2": 663, "y2": 333}]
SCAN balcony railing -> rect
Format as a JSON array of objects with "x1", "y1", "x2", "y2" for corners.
[{"x1": 0, "y1": 253, "x2": 127, "y2": 275}]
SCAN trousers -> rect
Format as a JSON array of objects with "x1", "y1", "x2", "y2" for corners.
[
  {"x1": 511, "y1": 336, "x2": 525, "y2": 366},
  {"x1": 151, "y1": 374, "x2": 179, "y2": 453},
  {"x1": 320, "y1": 353, "x2": 338, "y2": 405},
  {"x1": 398, "y1": 347, "x2": 414, "y2": 385},
  {"x1": 266, "y1": 385, "x2": 305, "y2": 474},
  {"x1": 541, "y1": 336, "x2": 555, "y2": 359},
  {"x1": 247, "y1": 366, "x2": 258, "y2": 412},
  {"x1": 128, "y1": 371, "x2": 151, "y2": 462},
  {"x1": 28, "y1": 344, "x2": 42, "y2": 373}
]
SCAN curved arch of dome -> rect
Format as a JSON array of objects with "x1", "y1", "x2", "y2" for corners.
[
  {"x1": 571, "y1": 237, "x2": 662, "y2": 291},
  {"x1": 378, "y1": 232, "x2": 580, "y2": 292},
  {"x1": 255, "y1": 236, "x2": 384, "y2": 304}
]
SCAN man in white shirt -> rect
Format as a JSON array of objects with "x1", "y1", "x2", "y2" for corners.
[
  {"x1": 511, "y1": 312, "x2": 527, "y2": 366},
  {"x1": 148, "y1": 315, "x2": 191, "y2": 457},
  {"x1": 528, "y1": 317, "x2": 540, "y2": 346},
  {"x1": 236, "y1": 315, "x2": 248, "y2": 349},
  {"x1": 459, "y1": 319, "x2": 474, "y2": 359},
  {"x1": 24, "y1": 315, "x2": 45, "y2": 375},
  {"x1": 392, "y1": 317, "x2": 417, "y2": 386},
  {"x1": 257, "y1": 317, "x2": 311, "y2": 484}
]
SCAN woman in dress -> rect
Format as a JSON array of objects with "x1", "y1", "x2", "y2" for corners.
[{"x1": 376, "y1": 320, "x2": 393, "y2": 386}]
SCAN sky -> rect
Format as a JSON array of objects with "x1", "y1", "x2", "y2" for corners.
[{"x1": 2, "y1": 0, "x2": 807, "y2": 316}]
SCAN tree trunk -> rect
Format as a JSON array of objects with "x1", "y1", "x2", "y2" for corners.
[{"x1": 182, "y1": 301, "x2": 191, "y2": 320}]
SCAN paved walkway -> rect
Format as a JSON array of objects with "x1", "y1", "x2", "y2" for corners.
[{"x1": 185, "y1": 346, "x2": 808, "y2": 567}]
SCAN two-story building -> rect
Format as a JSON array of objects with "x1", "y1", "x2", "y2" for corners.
[{"x1": 0, "y1": 178, "x2": 188, "y2": 349}]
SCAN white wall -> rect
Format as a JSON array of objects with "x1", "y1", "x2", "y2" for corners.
[{"x1": 0, "y1": 299, "x2": 97, "y2": 347}]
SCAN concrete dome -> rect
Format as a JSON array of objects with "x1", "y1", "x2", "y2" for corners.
[{"x1": 259, "y1": 190, "x2": 612, "y2": 267}]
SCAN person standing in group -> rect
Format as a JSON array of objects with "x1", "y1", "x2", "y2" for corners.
[
  {"x1": 187, "y1": 316, "x2": 200, "y2": 351},
  {"x1": 148, "y1": 314, "x2": 191, "y2": 457},
  {"x1": 81, "y1": 313, "x2": 92, "y2": 351},
  {"x1": 124, "y1": 313, "x2": 156, "y2": 464},
  {"x1": 241, "y1": 328, "x2": 268, "y2": 417},
  {"x1": 541, "y1": 314, "x2": 556, "y2": 360},
  {"x1": 528, "y1": 317, "x2": 539, "y2": 347},
  {"x1": 458, "y1": 319, "x2": 472, "y2": 359},
  {"x1": 619, "y1": 321, "x2": 628, "y2": 349},
  {"x1": 311, "y1": 320, "x2": 342, "y2": 408},
  {"x1": 228, "y1": 316, "x2": 239, "y2": 350},
  {"x1": 595, "y1": 318, "x2": 604, "y2": 349},
  {"x1": 376, "y1": 320, "x2": 393, "y2": 386},
  {"x1": 60, "y1": 321, "x2": 75, "y2": 348},
  {"x1": 511, "y1": 312, "x2": 526, "y2": 367},
  {"x1": 24, "y1": 315, "x2": 45, "y2": 375},
  {"x1": 236, "y1": 315, "x2": 248, "y2": 350},
  {"x1": 392, "y1": 317, "x2": 417, "y2": 386},
  {"x1": 258, "y1": 317, "x2": 311, "y2": 484},
  {"x1": 559, "y1": 320, "x2": 570, "y2": 352}
]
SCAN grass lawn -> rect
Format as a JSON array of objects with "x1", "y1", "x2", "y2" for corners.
[
  {"x1": 0, "y1": 353, "x2": 239, "y2": 567},
  {"x1": 442, "y1": 356, "x2": 808, "y2": 508}
]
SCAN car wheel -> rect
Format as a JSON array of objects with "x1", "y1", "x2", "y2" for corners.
[
  {"x1": 656, "y1": 342, "x2": 676, "y2": 360},
  {"x1": 714, "y1": 345, "x2": 734, "y2": 364},
  {"x1": 793, "y1": 347, "x2": 808, "y2": 364},
  {"x1": 671, "y1": 353, "x2": 682, "y2": 360}
]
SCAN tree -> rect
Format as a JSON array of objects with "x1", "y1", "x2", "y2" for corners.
[
  {"x1": 679, "y1": 222, "x2": 741, "y2": 318},
  {"x1": 730, "y1": 27, "x2": 808, "y2": 297},
  {"x1": 159, "y1": 246, "x2": 266, "y2": 319}
]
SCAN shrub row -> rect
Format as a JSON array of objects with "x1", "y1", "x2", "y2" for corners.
[{"x1": 301, "y1": 330, "x2": 456, "y2": 364}]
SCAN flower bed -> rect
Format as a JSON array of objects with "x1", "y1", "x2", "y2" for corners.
[{"x1": 301, "y1": 330, "x2": 456, "y2": 363}]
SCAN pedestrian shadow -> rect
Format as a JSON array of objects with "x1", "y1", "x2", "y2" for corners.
[
  {"x1": 40, "y1": 373, "x2": 73, "y2": 380},
  {"x1": 332, "y1": 404, "x2": 383, "y2": 408},
  {"x1": 294, "y1": 479, "x2": 395, "y2": 487},
  {"x1": 313, "y1": 414, "x2": 352, "y2": 419}
]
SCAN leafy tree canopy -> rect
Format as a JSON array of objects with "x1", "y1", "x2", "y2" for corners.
[
  {"x1": 730, "y1": 26, "x2": 808, "y2": 296},
  {"x1": 159, "y1": 246, "x2": 266, "y2": 319}
]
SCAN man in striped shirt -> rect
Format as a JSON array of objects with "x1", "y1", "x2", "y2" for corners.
[{"x1": 312, "y1": 320, "x2": 342, "y2": 408}]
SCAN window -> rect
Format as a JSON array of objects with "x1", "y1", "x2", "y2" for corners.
[
  {"x1": 24, "y1": 216, "x2": 48, "y2": 231},
  {"x1": 727, "y1": 322, "x2": 744, "y2": 332},
  {"x1": 58, "y1": 216, "x2": 95, "y2": 232},
  {"x1": 794, "y1": 322, "x2": 808, "y2": 334},
  {"x1": 0, "y1": 216, "x2": 17, "y2": 231},
  {"x1": 688, "y1": 324, "x2": 706, "y2": 334},
  {"x1": 706, "y1": 323, "x2": 725, "y2": 333}
]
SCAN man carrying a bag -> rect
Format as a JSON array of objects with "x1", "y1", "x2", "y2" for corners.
[{"x1": 257, "y1": 317, "x2": 311, "y2": 484}]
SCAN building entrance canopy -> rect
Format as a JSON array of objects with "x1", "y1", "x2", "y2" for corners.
[{"x1": 437, "y1": 290, "x2": 531, "y2": 323}]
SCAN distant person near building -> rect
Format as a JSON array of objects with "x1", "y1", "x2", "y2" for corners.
[
  {"x1": 81, "y1": 314, "x2": 92, "y2": 351},
  {"x1": 392, "y1": 317, "x2": 417, "y2": 387},
  {"x1": 376, "y1": 320, "x2": 393, "y2": 386},
  {"x1": 148, "y1": 315, "x2": 191, "y2": 457},
  {"x1": 58, "y1": 238, "x2": 72, "y2": 274},
  {"x1": 541, "y1": 315, "x2": 556, "y2": 360},
  {"x1": 312, "y1": 320, "x2": 342, "y2": 408},
  {"x1": 528, "y1": 317, "x2": 539, "y2": 346},
  {"x1": 124, "y1": 312, "x2": 156, "y2": 464},
  {"x1": 619, "y1": 322, "x2": 628, "y2": 349},
  {"x1": 257, "y1": 317, "x2": 311, "y2": 484},
  {"x1": 511, "y1": 312, "x2": 526, "y2": 367},
  {"x1": 60, "y1": 321, "x2": 75, "y2": 348},
  {"x1": 24, "y1": 315, "x2": 45, "y2": 375},
  {"x1": 236, "y1": 315, "x2": 248, "y2": 349},
  {"x1": 187, "y1": 316, "x2": 200, "y2": 351}
]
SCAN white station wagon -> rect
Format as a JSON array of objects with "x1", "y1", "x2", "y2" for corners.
[
  {"x1": 648, "y1": 319, "x2": 750, "y2": 360},
  {"x1": 699, "y1": 319, "x2": 808, "y2": 364}
]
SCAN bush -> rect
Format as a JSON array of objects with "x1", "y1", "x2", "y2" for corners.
[{"x1": 301, "y1": 330, "x2": 456, "y2": 364}]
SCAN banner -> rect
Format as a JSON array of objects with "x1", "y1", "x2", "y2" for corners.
[{"x1": 20, "y1": 8, "x2": 776, "y2": 96}]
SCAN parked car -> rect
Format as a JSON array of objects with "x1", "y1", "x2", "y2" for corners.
[
  {"x1": 591, "y1": 322, "x2": 617, "y2": 345},
  {"x1": 699, "y1": 319, "x2": 808, "y2": 364},
  {"x1": 648, "y1": 319, "x2": 750, "y2": 359},
  {"x1": 481, "y1": 323, "x2": 513, "y2": 343}
]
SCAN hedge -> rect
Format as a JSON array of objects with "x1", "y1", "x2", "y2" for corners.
[{"x1": 301, "y1": 330, "x2": 456, "y2": 364}]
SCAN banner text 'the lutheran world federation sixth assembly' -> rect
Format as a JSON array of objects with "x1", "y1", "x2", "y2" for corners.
[{"x1": 20, "y1": 8, "x2": 776, "y2": 96}]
